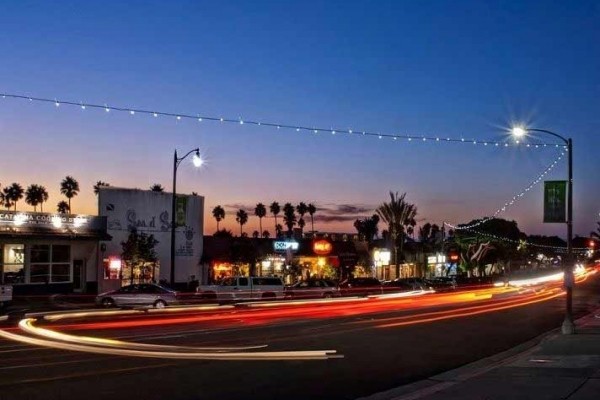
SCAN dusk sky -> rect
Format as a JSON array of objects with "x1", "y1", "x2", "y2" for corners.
[{"x1": 0, "y1": 0, "x2": 598, "y2": 238}]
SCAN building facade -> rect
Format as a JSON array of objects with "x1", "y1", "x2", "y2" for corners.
[{"x1": 98, "y1": 187, "x2": 204, "y2": 293}]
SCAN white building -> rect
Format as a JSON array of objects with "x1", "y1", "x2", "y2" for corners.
[{"x1": 98, "y1": 187, "x2": 204, "y2": 293}]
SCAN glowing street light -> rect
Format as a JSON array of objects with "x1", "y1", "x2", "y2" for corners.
[
  {"x1": 170, "y1": 148, "x2": 202, "y2": 287},
  {"x1": 511, "y1": 125, "x2": 574, "y2": 335}
]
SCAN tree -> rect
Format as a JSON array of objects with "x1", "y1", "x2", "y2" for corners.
[
  {"x1": 150, "y1": 184, "x2": 164, "y2": 192},
  {"x1": 296, "y1": 202, "x2": 308, "y2": 236},
  {"x1": 212, "y1": 205, "x2": 225, "y2": 231},
  {"x1": 94, "y1": 181, "x2": 110, "y2": 195},
  {"x1": 376, "y1": 191, "x2": 417, "y2": 276},
  {"x1": 354, "y1": 214, "x2": 380, "y2": 243},
  {"x1": 25, "y1": 184, "x2": 46, "y2": 212},
  {"x1": 57, "y1": 200, "x2": 70, "y2": 214},
  {"x1": 235, "y1": 209, "x2": 248, "y2": 236},
  {"x1": 254, "y1": 203, "x2": 267, "y2": 237},
  {"x1": 1, "y1": 186, "x2": 12, "y2": 210},
  {"x1": 3, "y1": 183, "x2": 24, "y2": 211},
  {"x1": 121, "y1": 229, "x2": 159, "y2": 284},
  {"x1": 213, "y1": 229, "x2": 234, "y2": 238},
  {"x1": 252, "y1": 230, "x2": 260, "y2": 239},
  {"x1": 282, "y1": 203, "x2": 296, "y2": 237},
  {"x1": 262, "y1": 230, "x2": 271, "y2": 239},
  {"x1": 60, "y1": 176, "x2": 80, "y2": 212},
  {"x1": 307, "y1": 203, "x2": 317, "y2": 234},
  {"x1": 38, "y1": 185, "x2": 49, "y2": 212},
  {"x1": 275, "y1": 224, "x2": 283, "y2": 238},
  {"x1": 270, "y1": 202, "x2": 281, "y2": 235}
]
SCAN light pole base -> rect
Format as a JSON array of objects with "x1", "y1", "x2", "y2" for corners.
[{"x1": 561, "y1": 318, "x2": 575, "y2": 335}]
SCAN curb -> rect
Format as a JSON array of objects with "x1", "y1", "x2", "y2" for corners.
[{"x1": 357, "y1": 308, "x2": 600, "y2": 400}]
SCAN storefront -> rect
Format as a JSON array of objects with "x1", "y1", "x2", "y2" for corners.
[{"x1": 0, "y1": 210, "x2": 109, "y2": 294}]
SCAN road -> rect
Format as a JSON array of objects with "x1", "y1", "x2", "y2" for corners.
[{"x1": 1, "y1": 274, "x2": 599, "y2": 400}]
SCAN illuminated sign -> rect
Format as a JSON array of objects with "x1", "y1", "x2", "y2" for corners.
[
  {"x1": 0, "y1": 211, "x2": 89, "y2": 228},
  {"x1": 313, "y1": 240, "x2": 332, "y2": 255},
  {"x1": 273, "y1": 241, "x2": 299, "y2": 252}
]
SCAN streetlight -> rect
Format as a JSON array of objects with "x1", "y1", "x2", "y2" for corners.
[
  {"x1": 170, "y1": 148, "x2": 203, "y2": 287},
  {"x1": 511, "y1": 126, "x2": 574, "y2": 334}
]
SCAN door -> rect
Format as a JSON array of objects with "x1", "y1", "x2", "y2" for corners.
[{"x1": 73, "y1": 260, "x2": 85, "y2": 292}]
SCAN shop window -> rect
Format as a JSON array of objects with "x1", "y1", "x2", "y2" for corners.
[
  {"x1": 2, "y1": 244, "x2": 25, "y2": 284},
  {"x1": 51, "y1": 264, "x2": 71, "y2": 283},
  {"x1": 52, "y1": 245, "x2": 70, "y2": 263},
  {"x1": 30, "y1": 264, "x2": 50, "y2": 283}
]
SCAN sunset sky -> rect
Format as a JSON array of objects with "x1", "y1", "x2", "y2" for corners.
[{"x1": 0, "y1": 0, "x2": 598, "y2": 238}]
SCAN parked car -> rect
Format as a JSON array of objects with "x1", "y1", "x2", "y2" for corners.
[
  {"x1": 338, "y1": 277, "x2": 383, "y2": 297},
  {"x1": 284, "y1": 279, "x2": 341, "y2": 299},
  {"x1": 424, "y1": 277, "x2": 457, "y2": 292},
  {"x1": 96, "y1": 283, "x2": 179, "y2": 308},
  {"x1": 197, "y1": 276, "x2": 284, "y2": 301},
  {"x1": 382, "y1": 278, "x2": 431, "y2": 294}
]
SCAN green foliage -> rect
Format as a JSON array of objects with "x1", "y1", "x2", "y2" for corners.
[{"x1": 121, "y1": 229, "x2": 159, "y2": 282}]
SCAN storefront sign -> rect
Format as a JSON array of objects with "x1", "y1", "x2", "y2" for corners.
[
  {"x1": 313, "y1": 240, "x2": 332, "y2": 255},
  {"x1": 273, "y1": 241, "x2": 299, "y2": 252},
  {"x1": 0, "y1": 211, "x2": 101, "y2": 233}
]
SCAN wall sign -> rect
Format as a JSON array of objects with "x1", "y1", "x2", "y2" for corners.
[
  {"x1": 313, "y1": 240, "x2": 332, "y2": 255},
  {"x1": 273, "y1": 241, "x2": 299, "y2": 252}
]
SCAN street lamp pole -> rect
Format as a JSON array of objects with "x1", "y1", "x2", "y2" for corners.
[
  {"x1": 170, "y1": 148, "x2": 202, "y2": 287},
  {"x1": 513, "y1": 127, "x2": 574, "y2": 334}
]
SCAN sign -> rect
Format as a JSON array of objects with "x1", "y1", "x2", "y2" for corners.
[
  {"x1": 544, "y1": 181, "x2": 567, "y2": 223},
  {"x1": 176, "y1": 196, "x2": 187, "y2": 227},
  {"x1": 273, "y1": 241, "x2": 299, "y2": 252},
  {"x1": 313, "y1": 240, "x2": 332, "y2": 255}
]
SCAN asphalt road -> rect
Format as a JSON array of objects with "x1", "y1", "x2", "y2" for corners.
[{"x1": 1, "y1": 277, "x2": 599, "y2": 400}]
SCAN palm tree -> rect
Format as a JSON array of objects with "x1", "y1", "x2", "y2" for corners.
[
  {"x1": 376, "y1": 191, "x2": 418, "y2": 277},
  {"x1": 307, "y1": 203, "x2": 317, "y2": 234},
  {"x1": 254, "y1": 203, "x2": 267, "y2": 237},
  {"x1": 212, "y1": 206, "x2": 225, "y2": 231},
  {"x1": 38, "y1": 185, "x2": 49, "y2": 212},
  {"x1": 1, "y1": 187, "x2": 12, "y2": 210},
  {"x1": 282, "y1": 203, "x2": 296, "y2": 237},
  {"x1": 6, "y1": 183, "x2": 24, "y2": 211},
  {"x1": 57, "y1": 200, "x2": 70, "y2": 214},
  {"x1": 296, "y1": 202, "x2": 308, "y2": 236},
  {"x1": 150, "y1": 184, "x2": 164, "y2": 192},
  {"x1": 25, "y1": 184, "x2": 45, "y2": 212},
  {"x1": 235, "y1": 209, "x2": 248, "y2": 236},
  {"x1": 60, "y1": 176, "x2": 80, "y2": 212},
  {"x1": 252, "y1": 230, "x2": 260, "y2": 239},
  {"x1": 270, "y1": 202, "x2": 281, "y2": 234},
  {"x1": 94, "y1": 181, "x2": 110, "y2": 195},
  {"x1": 298, "y1": 218, "x2": 306, "y2": 234},
  {"x1": 275, "y1": 224, "x2": 283, "y2": 238},
  {"x1": 262, "y1": 230, "x2": 271, "y2": 239}
]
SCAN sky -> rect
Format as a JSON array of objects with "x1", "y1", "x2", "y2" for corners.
[{"x1": 0, "y1": 0, "x2": 598, "y2": 239}]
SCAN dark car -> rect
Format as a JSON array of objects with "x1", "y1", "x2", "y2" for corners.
[
  {"x1": 284, "y1": 279, "x2": 341, "y2": 299},
  {"x1": 424, "y1": 277, "x2": 457, "y2": 292},
  {"x1": 338, "y1": 277, "x2": 383, "y2": 297},
  {"x1": 96, "y1": 283, "x2": 180, "y2": 308}
]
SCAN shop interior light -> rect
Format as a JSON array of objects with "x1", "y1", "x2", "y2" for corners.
[
  {"x1": 13, "y1": 213, "x2": 27, "y2": 226},
  {"x1": 73, "y1": 216, "x2": 87, "y2": 228},
  {"x1": 51, "y1": 216, "x2": 62, "y2": 228}
]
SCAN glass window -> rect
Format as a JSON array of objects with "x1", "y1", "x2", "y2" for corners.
[
  {"x1": 2, "y1": 244, "x2": 25, "y2": 284},
  {"x1": 238, "y1": 277, "x2": 248, "y2": 286},
  {"x1": 52, "y1": 245, "x2": 70, "y2": 263},
  {"x1": 31, "y1": 245, "x2": 50, "y2": 263},
  {"x1": 51, "y1": 264, "x2": 70, "y2": 283},
  {"x1": 30, "y1": 264, "x2": 50, "y2": 283}
]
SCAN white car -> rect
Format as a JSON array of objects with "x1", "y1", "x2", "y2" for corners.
[{"x1": 96, "y1": 283, "x2": 179, "y2": 308}]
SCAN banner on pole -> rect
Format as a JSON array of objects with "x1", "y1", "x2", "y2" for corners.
[
  {"x1": 544, "y1": 181, "x2": 567, "y2": 223},
  {"x1": 176, "y1": 196, "x2": 187, "y2": 227}
]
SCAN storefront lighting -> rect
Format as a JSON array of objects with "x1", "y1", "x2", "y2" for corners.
[
  {"x1": 51, "y1": 216, "x2": 63, "y2": 228},
  {"x1": 73, "y1": 216, "x2": 87, "y2": 228},
  {"x1": 13, "y1": 213, "x2": 27, "y2": 226}
]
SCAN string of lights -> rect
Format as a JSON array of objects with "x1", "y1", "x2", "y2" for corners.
[
  {"x1": 445, "y1": 149, "x2": 566, "y2": 231},
  {"x1": 453, "y1": 227, "x2": 588, "y2": 253},
  {"x1": 0, "y1": 92, "x2": 567, "y2": 148}
]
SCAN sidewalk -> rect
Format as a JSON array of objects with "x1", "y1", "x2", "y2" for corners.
[{"x1": 360, "y1": 309, "x2": 600, "y2": 400}]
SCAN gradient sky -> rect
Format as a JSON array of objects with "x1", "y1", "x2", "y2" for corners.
[{"x1": 0, "y1": 0, "x2": 598, "y2": 239}]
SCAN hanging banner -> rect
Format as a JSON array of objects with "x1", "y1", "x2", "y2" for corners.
[
  {"x1": 544, "y1": 181, "x2": 567, "y2": 223},
  {"x1": 176, "y1": 196, "x2": 187, "y2": 227}
]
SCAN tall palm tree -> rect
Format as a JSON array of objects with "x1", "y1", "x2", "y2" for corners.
[
  {"x1": 298, "y1": 218, "x2": 306, "y2": 235},
  {"x1": 6, "y1": 183, "x2": 24, "y2": 211},
  {"x1": 60, "y1": 176, "x2": 80, "y2": 212},
  {"x1": 150, "y1": 184, "x2": 164, "y2": 192},
  {"x1": 282, "y1": 203, "x2": 296, "y2": 237},
  {"x1": 38, "y1": 185, "x2": 49, "y2": 212},
  {"x1": 57, "y1": 200, "x2": 70, "y2": 214},
  {"x1": 376, "y1": 191, "x2": 418, "y2": 277},
  {"x1": 262, "y1": 230, "x2": 271, "y2": 239},
  {"x1": 307, "y1": 203, "x2": 317, "y2": 234},
  {"x1": 25, "y1": 184, "x2": 45, "y2": 212},
  {"x1": 1, "y1": 187, "x2": 12, "y2": 210},
  {"x1": 254, "y1": 203, "x2": 267, "y2": 237},
  {"x1": 235, "y1": 209, "x2": 248, "y2": 236},
  {"x1": 212, "y1": 205, "x2": 225, "y2": 231},
  {"x1": 94, "y1": 181, "x2": 110, "y2": 195},
  {"x1": 270, "y1": 202, "x2": 281, "y2": 234},
  {"x1": 296, "y1": 202, "x2": 308, "y2": 236}
]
